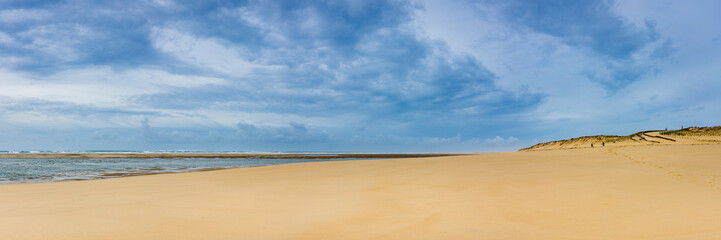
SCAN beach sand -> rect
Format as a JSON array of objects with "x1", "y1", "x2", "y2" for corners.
[{"x1": 3, "y1": 144, "x2": 721, "y2": 239}]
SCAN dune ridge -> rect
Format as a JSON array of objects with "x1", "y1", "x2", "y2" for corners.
[{"x1": 520, "y1": 126, "x2": 721, "y2": 151}]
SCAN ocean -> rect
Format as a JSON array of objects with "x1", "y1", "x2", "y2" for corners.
[{"x1": 0, "y1": 155, "x2": 359, "y2": 183}]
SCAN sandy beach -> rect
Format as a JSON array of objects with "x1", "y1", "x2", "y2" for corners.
[
  {"x1": 3, "y1": 143, "x2": 721, "y2": 239},
  {"x1": 3, "y1": 0, "x2": 718, "y2": 238}
]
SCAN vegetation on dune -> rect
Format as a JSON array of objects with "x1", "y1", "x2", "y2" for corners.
[
  {"x1": 661, "y1": 126, "x2": 721, "y2": 136},
  {"x1": 519, "y1": 134, "x2": 632, "y2": 151},
  {"x1": 520, "y1": 126, "x2": 721, "y2": 151}
]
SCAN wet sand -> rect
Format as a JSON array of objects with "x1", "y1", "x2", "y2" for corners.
[
  {"x1": 0, "y1": 152, "x2": 458, "y2": 159},
  {"x1": 3, "y1": 144, "x2": 721, "y2": 239}
]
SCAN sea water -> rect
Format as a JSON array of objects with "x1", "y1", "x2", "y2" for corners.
[{"x1": 0, "y1": 157, "x2": 356, "y2": 183}]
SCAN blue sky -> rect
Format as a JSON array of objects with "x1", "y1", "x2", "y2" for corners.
[{"x1": 0, "y1": 0, "x2": 719, "y2": 152}]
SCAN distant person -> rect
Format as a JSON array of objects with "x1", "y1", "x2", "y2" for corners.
[
  {"x1": 602, "y1": 142, "x2": 605, "y2": 147},
  {"x1": 591, "y1": 143, "x2": 594, "y2": 148}
]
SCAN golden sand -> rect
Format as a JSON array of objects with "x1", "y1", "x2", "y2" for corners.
[{"x1": 3, "y1": 144, "x2": 721, "y2": 239}]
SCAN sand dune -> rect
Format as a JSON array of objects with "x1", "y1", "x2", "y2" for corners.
[
  {"x1": 521, "y1": 126, "x2": 721, "y2": 151},
  {"x1": 3, "y1": 143, "x2": 721, "y2": 239}
]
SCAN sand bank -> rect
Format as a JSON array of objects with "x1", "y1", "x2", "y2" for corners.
[{"x1": 3, "y1": 144, "x2": 721, "y2": 239}]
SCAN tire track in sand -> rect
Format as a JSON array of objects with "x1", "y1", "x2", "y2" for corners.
[
  {"x1": 605, "y1": 147, "x2": 721, "y2": 191},
  {"x1": 606, "y1": 147, "x2": 683, "y2": 178}
]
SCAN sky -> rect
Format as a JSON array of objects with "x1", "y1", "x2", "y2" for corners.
[{"x1": 0, "y1": 0, "x2": 720, "y2": 152}]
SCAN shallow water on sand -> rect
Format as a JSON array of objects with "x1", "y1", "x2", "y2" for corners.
[{"x1": 0, "y1": 157, "x2": 358, "y2": 183}]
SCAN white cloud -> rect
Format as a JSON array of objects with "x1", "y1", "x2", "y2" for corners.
[
  {"x1": 16, "y1": 23, "x2": 95, "y2": 61},
  {"x1": 345, "y1": 134, "x2": 524, "y2": 152},
  {"x1": 0, "y1": 31, "x2": 14, "y2": 45},
  {"x1": 0, "y1": 9, "x2": 50, "y2": 23},
  {"x1": 151, "y1": 27, "x2": 281, "y2": 77},
  {"x1": 412, "y1": 0, "x2": 485, "y2": 55},
  {"x1": 0, "y1": 104, "x2": 350, "y2": 131},
  {"x1": 0, "y1": 67, "x2": 226, "y2": 108},
  {"x1": 151, "y1": 0, "x2": 175, "y2": 7},
  {"x1": 0, "y1": 65, "x2": 367, "y2": 131},
  {"x1": 484, "y1": 135, "x2": 519, "y2": 144},
  {"x1": 415, "y1": 0, "x2": 608, "y2": 122}
]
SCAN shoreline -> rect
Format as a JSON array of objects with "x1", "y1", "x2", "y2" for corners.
[
  {"x1": 0, "y1": 153, "x2": 463, "y2": 184},
  {"x1": 0, "y1": 152, "x2": 462, "y2": 159},
  {"x1": 0, "y1": 153, "x2": 467, "y2": 184},
  {"x1": 1, "y1": 166, "x2": 238, "y2": 185}
]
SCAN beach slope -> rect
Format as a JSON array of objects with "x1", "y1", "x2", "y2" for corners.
[{"x1": 3, "y1": 144, "x2": 721, "y2": 239}]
